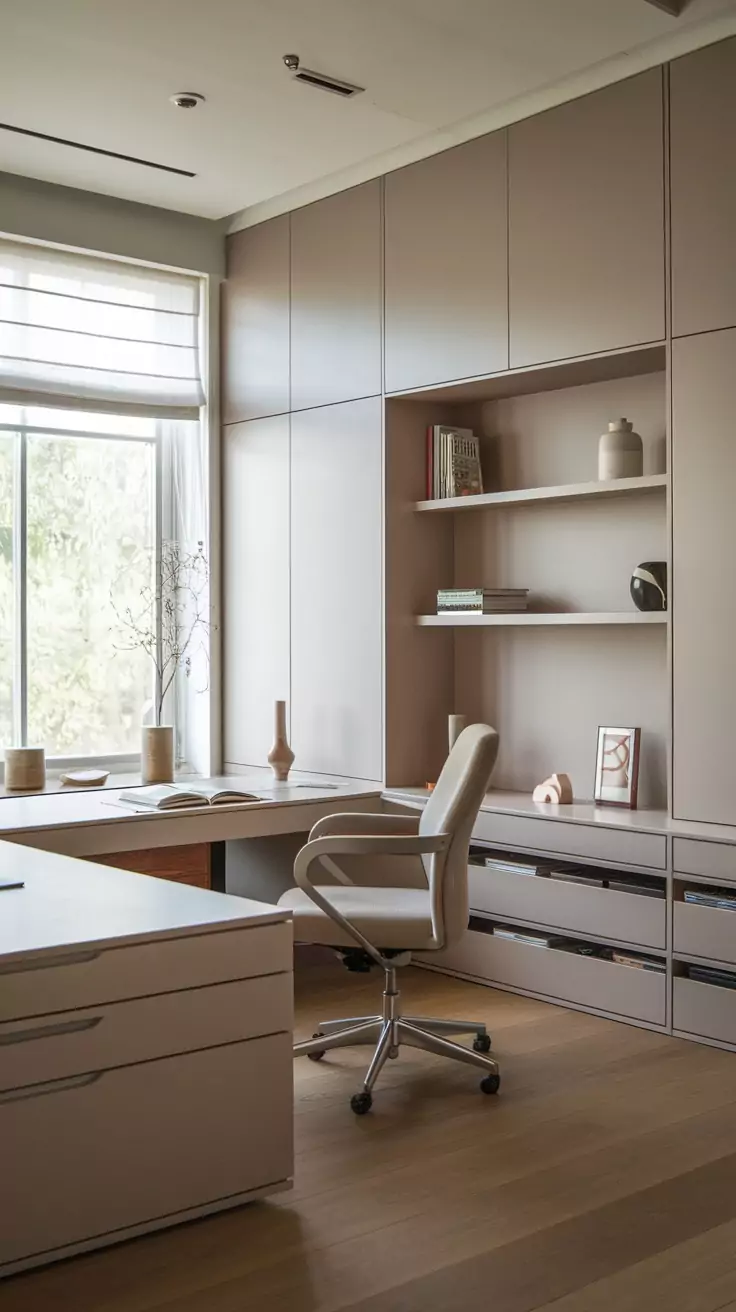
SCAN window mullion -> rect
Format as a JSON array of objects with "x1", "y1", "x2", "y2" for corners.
[{"x1": 13, "y1": 430, "x2": 28, "y2": 745}]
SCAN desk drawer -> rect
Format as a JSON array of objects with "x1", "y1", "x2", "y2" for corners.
[
  {"x1": 432, "y1": 929, "x2": 666, "y2": 1025},
  {"x1": 0, "y1": 921, "x2": 291, "y2": 1022},
  {"x1": 468, "y1": 866, "x2": 666, "y2": 950},
  {"x1": 473, "y1": 812, "x2": 665, "y2": 871},
  {"x1": 673, "y1": 976, "x2": 736, "y2": 1048},
  {"x1": 674, "y1": 901, "x2": 736, "y2": 968},
  {"x1": 673, "y1": 839, "x2": 736, "y2": 886},
  {"x1": 0, "y1": 1034, "x2": 293, "y2": 1271},
  {"x1": 0, "y1": 972, "x2": 292, "y2": 1092}
]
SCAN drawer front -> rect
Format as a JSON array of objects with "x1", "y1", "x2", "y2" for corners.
[
  {"x1": 674, "y1": 902, "x2": 736, "y2": 967},
  {"x1": 473, "y1": 811, "x2": 666, "y2": 871},
  {"x1": 673, "y1": 976, "x2": 736, "y2": 1047},
  {"x1": 468, "y1": 866, "x2": 666, "y2": 950},
  {"x1": 673, "y1": 838, "x2": 736, "y2": 886},
  {"x1": 432, "y1": 930, "x2": 665, "y2": 1025},
  {"x1": 0, "y1": 921, "x2": 292, "y2": 1022},
  {"x1": 0, "y1": 1034, "x2": 293, "y2": 1269},
  {"x1": 0, "y1": 972, "x2": 292, "y2": 1092}
]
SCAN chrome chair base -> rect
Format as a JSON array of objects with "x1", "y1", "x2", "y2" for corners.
[{"x1": 294, "y1": 965, "x2": 500, "y2": 1113}]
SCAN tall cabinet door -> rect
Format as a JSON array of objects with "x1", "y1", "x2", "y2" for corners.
[
  {"x1": 384, "y1": 133, "x2": 508, "y2": 393},
  {"x1": 290, "y1": 182, "x2": 382, "y2": 411},
  {"x1": 509, "y1": 70, "x2": 665, "y2": 367},
  {"x1": 670, "y1": 37, "x2": 736, "y2": 338},
  {"x1": 223, "y1": 415, "x2": 290, "y2": 768},
  {"x1": 672, "y1": 328, "x2": 736, "y2": 825},
  {"x1": 291, "y1": 398, "x2": 383, "y2": 781},
  {"x1": 222, "y1": 217, "x2": 290, "y2": 423}
]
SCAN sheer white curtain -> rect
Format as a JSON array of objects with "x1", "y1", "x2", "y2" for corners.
[{"x1": 0, "y1": 239, "x2": 204, "y2": 415}]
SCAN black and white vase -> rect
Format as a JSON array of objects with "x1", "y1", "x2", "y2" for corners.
[{"x1": 630, "y1": 561, "x2": 667, "y2": 612}]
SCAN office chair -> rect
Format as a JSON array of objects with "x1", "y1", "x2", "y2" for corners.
[{"x1": 278, "y1": 723, "x2": 500, "y2": 1114}]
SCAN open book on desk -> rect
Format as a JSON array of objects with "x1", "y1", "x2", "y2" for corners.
[{"x1": 117, "y1": 784, "x2": 262, "y2": 811}]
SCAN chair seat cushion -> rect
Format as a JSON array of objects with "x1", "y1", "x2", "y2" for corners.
[{"x1": 277, "y1": 885, "x2": 436, "y2": 951}]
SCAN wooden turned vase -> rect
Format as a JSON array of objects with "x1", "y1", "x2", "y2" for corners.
[{"x1": 268, "y1": 701, "x2": 295, "y2": 782}]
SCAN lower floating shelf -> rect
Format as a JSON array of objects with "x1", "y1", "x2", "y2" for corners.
[{"x1": 416, "y1": 612, "x2": 668, "y2": 627}]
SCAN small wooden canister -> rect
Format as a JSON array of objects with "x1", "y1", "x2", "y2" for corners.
[{"x1": 5, "y1": 747, "x2": 46, "y2": 791}]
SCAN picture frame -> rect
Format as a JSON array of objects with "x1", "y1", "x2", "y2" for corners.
[{"x1": 594, "y1": 726, "x2": 641, "y2": 809}]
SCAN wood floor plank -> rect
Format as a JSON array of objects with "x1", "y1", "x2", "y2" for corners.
[{"x1": 1, "y1": 961, "x2": 734, "y2": 1312}]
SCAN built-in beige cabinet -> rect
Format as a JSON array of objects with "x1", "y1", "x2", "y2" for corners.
[
  {"x1": 290, "y1": 398, "x2": 383, "y2": 780},
  {"x1": 223, "y1": 415, "x2": 290, "y2": 769},
  {"x1": 290, "y1": 182, "x2": 382, "y2": 411},
  {"x1": 384, "y1": 133, "x2": 508, "y2": 393},
  {"x1": 508, "y1": 70, "x2": 665, "y2": 368},
  {"x1": 222, "y1": 216, "x2": 290, "y2": 423},
  {"x1": 670, "y1": 37, "x2": 736, "y2": 338},
  {"x1": 672, "y1": 328, "x2": 736, "y2": 825}
]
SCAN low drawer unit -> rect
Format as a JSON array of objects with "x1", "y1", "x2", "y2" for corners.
[
  {"x1": 468, "y1": 862, "x2": 666, "y2": 950},
  {"x1": 429, "y1": 925, "x2": 666, "y2": 1026},
  {"x1": 673, "y1": 975, "x2": 736, "y2": 1049}
]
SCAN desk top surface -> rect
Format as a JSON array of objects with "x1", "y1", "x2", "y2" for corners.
[{"x1": 0, "y1": 839, "x2": 288, "y2": 964}]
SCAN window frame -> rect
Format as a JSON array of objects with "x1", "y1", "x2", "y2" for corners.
[{"x1": 2, "y1": 410, "x2": 165, "y2": 766}]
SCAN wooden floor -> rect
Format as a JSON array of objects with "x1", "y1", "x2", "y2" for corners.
[{"x1": 3, "y1": 952, "x2": 736, "y2": 1312}]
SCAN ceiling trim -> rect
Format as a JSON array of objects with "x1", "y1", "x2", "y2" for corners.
[{"x1": 227, "y1": 8, "x2": 736, "y2": 233}]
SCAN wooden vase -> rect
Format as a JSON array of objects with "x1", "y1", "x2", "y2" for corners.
[
  {"x1": 141, "y1": 726, "x2": 174, "y2": 785},
  {"x1": 268, "y1": 701, "x2": 295, "y2": 782},
  {"x1": 4, "y1": 747, "x2": 46, "y2": 791}
]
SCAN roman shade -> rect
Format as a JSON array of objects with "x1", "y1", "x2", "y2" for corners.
[{"x1": 0, "y1": 240, "x2": 205, "y2": 417}]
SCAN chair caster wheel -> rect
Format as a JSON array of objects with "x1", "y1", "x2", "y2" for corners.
[
  {"x1": 308, "y1": 1032, "x2": 326, "y2": 1061},
  {"x1": 388, "y1": 1045, "x2": 399, "y2": 1059},
  {"x1": 473, "y1": 1034, "x2": 492, "y2": 1053},
  {"x1": 350, "y1": 1090, "x2": 373, "y2": 1115},
  {"x1": 480, "y1": 1073, "x2": 500, "y2": 1095}
]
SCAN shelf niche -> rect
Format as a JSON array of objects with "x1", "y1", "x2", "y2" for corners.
[{"x1": 384, "y1": 362, "x2": 668, "y2": 809}]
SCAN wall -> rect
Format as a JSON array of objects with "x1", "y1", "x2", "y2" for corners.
[{"x1": 0, "y1": 169, "x2": 226, "y2": 275}]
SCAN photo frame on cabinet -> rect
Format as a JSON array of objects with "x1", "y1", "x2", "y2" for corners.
[{"x1": 594, "y1": 726, "x2": 641, "y2": 809}]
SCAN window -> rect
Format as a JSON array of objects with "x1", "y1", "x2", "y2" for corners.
[{"x1": 0, "y1": 240, "x2": 206, "y2": 764}]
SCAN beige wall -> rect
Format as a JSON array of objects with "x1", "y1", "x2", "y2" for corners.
[{"x1": 0, "y1": 169, "x2": 225, "y2": 275}]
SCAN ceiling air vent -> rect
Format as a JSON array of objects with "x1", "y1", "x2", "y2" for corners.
[{"x1": 283, "y1": 55, "x2": 364, "y2": 99}]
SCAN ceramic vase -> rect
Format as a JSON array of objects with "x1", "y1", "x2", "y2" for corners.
[
  {"x1": 4, "y1": 746, "x2": 46, "y2": 791},
  {"x1": 630, "y1": 561, "x2": 667, "y2": 612},
  {"x1": 268, "y1": 700, "x2": 295, "y2": 781},
  {"x1": 141, "y1": 725, "x2": 174, "y2": 785},
  {"x1": 598, "y1": 418, "x2": 643, "y2": 481}
]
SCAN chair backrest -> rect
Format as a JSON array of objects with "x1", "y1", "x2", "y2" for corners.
[{"x1": 419, "y1": 723, "x2": 499, "y2": 949}]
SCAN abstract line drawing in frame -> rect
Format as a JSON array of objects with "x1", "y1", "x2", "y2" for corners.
[{"x1": 594, "y1": 726, "x2": 641, "y2": 809}]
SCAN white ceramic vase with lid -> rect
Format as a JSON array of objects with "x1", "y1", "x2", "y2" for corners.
[{"x1": 598, "y1": 418, "x2": 643, "y2": 481}]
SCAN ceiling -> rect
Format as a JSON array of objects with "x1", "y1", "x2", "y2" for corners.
[{"x1": 1, "y1": 0, "x2": 735, "y2": 225}]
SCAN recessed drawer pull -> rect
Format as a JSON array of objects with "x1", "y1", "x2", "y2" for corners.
[
  {"x1": 0, "y1": 1071, "x2": 103, "y2": 1104},
  {"x1": 0, "y1": 950, "x2": 102, "y2": 977},
  {"x1": 0, "y1": 1017, "x2": 102, "y2": 1048}
]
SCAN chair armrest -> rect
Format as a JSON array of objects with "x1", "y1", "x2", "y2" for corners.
[
  {"x1": 308, "y1": 811, "x2": 420, "y2": 841},
  {"x1": 292, "y1": 833, "x2": 449, "y2": 965}
]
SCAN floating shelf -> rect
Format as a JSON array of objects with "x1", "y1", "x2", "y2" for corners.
[
  {"x1": 416, "y1": 612, "x2": 668, "y2": 627},
  {"x1": 416, "y1": 473, "x2": 667, "y2": 514}
]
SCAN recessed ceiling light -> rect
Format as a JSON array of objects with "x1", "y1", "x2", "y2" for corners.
[{"x1": 170, "y1": 92, "x2": 205, "y2": 109}]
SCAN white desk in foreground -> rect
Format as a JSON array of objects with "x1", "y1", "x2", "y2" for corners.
[{"x1": 0, "y1": 841, "x2": 293, "y2": 1277}]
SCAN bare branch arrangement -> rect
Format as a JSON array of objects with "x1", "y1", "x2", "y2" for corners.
[{"x1": 112, "y1": 540, "x2": 211, "y2": 725}]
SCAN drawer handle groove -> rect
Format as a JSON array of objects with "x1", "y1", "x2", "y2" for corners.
[
  {"x1": 0, "y1": 950, "x2": 102, "y2": 976},
  {"x1": 0, "y1": 1017, "x2": 102, "y2": 1047},
  {"x1": 0, "y1": 1071, "x2": 103, "y2": 1103}
]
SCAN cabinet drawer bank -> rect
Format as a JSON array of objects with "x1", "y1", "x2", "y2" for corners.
[
  {"x1": 469, "y1": 864, "x2": 666, "y2": 950},
  {"x1": 428, "y1": 929, "x2": 666, "y2": 1026},
  {"x1": 472, "y1": 810, "x2": 666, "y2": 871},
  {"x1": 0, "y1": 921, "x2": 291, "y2": 1023}
]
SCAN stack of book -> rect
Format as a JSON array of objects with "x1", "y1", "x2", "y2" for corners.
[
  {"x1": 686, "y1": 963, "x2": 736, "y2": 989},
  {"x1": 426, "y1": 425, "x2": 483, "y2": 499},
  {"x1": 483, "y1": 854, "x2": 552, "y2": 877},
  {"x1": 683, "y1": 885, "x2": 736, "y2": 911},
  {"x1": 437, "y1": 587, "x2": 529, "y2": 615}
]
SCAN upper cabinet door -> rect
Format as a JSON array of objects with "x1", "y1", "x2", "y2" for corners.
[
  {"x1": 670, "y1": 38, "x2": 736, "y2": 339},
  {"x1": 384, "y1": 133, "x2": 508, "y2": 393},
  {"x1": 290, "y1": 181, "x2": 382, "y2": 411},
  {"x1": 509, "y1": 71, "x2": 665, "y2": 368},
  {"x1": 222, "y1": 216, "x2": 290, "y2": 424}
]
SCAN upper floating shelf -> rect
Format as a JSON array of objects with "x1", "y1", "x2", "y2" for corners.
[
  {"x1": 416, "y1": 473, "x2": 667, "y2": 514},
  {"x1": 416, "y1": 612, "x2": 667, "y2": 627}
]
